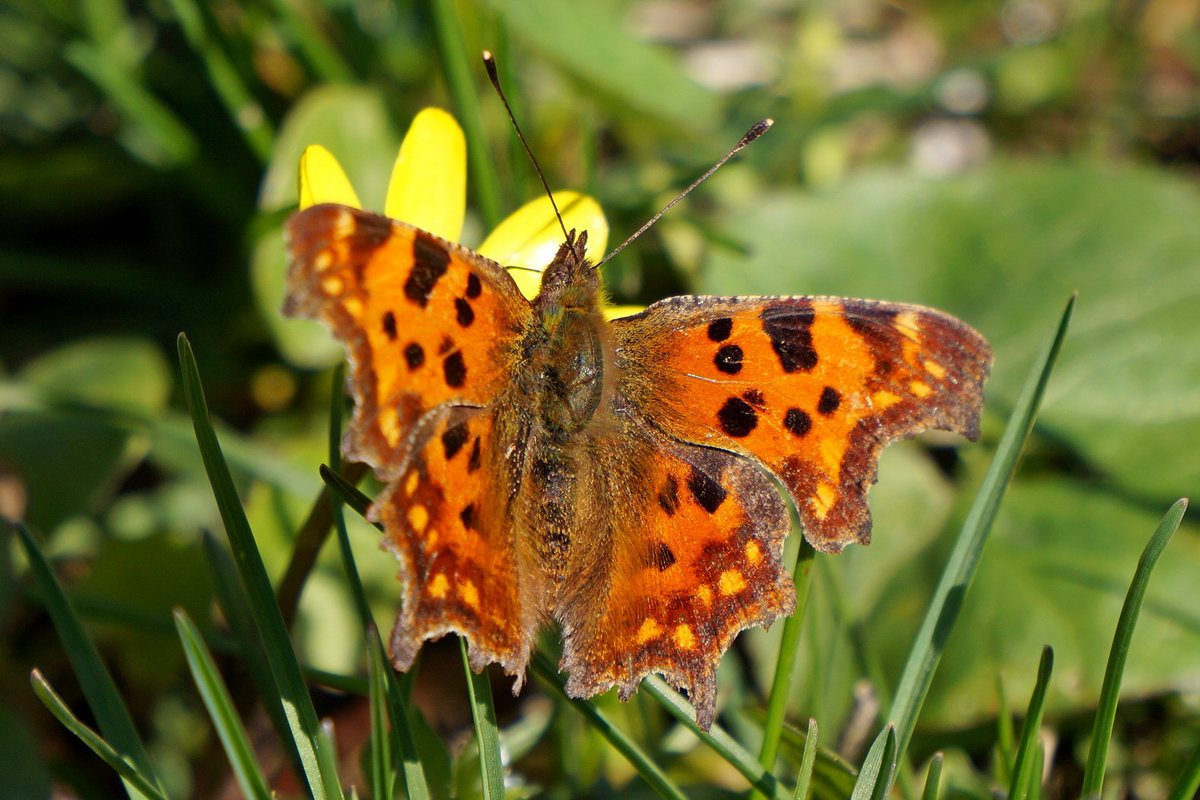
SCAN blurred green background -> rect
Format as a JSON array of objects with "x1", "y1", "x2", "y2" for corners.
[{"x1": 2, "y1": 0, "x2": 1199, "y2": 797}]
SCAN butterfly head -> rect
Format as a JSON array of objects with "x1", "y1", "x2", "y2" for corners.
[{"x1": 534, "y1": 229, "x2": 601, "y2": 312}]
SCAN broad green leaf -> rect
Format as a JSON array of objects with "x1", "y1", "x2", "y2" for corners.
[
  {"x1": 483, "y1": 0, "x2": 719, "y2": 132},
  {"x1": 702, "y1": 161, "x2": 1200, "y2": 500}
]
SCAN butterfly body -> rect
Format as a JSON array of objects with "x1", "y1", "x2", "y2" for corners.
[{"x1": 285, "y1": 202, "x2": 992, "y2": 729}]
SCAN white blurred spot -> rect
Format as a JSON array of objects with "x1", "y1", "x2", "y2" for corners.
[
  {"x1": 910, "y1": 118, "x2": 991, "y2": 176},
  {"x1": 935, "y1": 68, "x2": 990, "y2": 115}
]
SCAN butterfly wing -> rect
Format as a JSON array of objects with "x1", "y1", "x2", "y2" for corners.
[
  {"x1": 285, "y1": 203, "x2": 538, "y2": 677},
  {"x1": 613, "y1": 296, "x2": 992, "y2": 553},
  {"x1": 284, "y1": 203, "x2": 532, "y2": 476},
  {"x1": 556, "y1": 421, "x2": 794, "y2": 730}
]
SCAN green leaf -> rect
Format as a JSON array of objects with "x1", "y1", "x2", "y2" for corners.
[
  {"x1": 850, "y1": 725, "x2": 896, "y2": 800},
  {"x1": 174, "y1": 609, "x2": 273, "y2": 800},
  {"x1": 1080, "y1": 498, "x2": 1188, "y2": 797},
  {"x1": 791, "y1": 719, "x2": 818, "y2": 800},
  {"x1": 703, "y1": 162, "x2": 1200, "y2": 501},
  {"x1": 30, "y1": 671, "x2": 168, "y2": 800},
  {"x1": 461, "y1": 639, "x2": 505, "y2": 799},
  {"x1": 10, "y1": 519, "x2": 163, "y2": 798},
  {"x1": 531, "y1": 653, "x2": 689, "y2": 800},
  {"x1": 1009, "y1": 646, "x2": 1053, "y2": 800},
  {"x1": 920, "y1": 753, "x2": 943, "y2": 800},
  {"x1": 885, "y1": 295, "x2": 1073, "y2": 763},
  {"x1": 483, "y1": 0, "x2": 719, "y2": 132},
  {"x1": 177, "y1": 334, "x2": 343, "y2": 800}
]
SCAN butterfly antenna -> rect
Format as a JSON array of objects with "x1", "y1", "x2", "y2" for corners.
[
  {"x1": 483, "y1": 51, "x2": 571, "y2": 243},
  {"x1": 598, "y1": 118, "x2": 773, "y2": 268}
]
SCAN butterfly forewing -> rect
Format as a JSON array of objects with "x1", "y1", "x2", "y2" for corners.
[
  {"x1": 613, "y1": 295, "x2": 992, "y2": 552},
  {"x1": 284, "y1": 203, "x2": 532, "y2": 476}
]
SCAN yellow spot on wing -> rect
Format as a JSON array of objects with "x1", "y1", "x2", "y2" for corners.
[
  {"x1": 314, "y1": 251, "x2": 333, "y2": 271},
  {"x1": 428, "y1": 573, "x2": 449, "y2": 599},
  {"x1": 872, "y1": 390, "x2": 901, "y2": 410},
  {"x1": 744, "y1": 540, "x2": 762, "y2": 565},
  {"x1": 673, "y1": 623, "x2": 696, "y2": 650},
  {"x1": 636, "y1": 618, "x2": 664, "y2": 644},
  {"x1": 407, "y1": 504, "x2": 429, "y2": 533},
  {"x1": 813, "y1": 483, "x2": 837, "y2": 519},
  {"x1": 695, "y1": 585, "x2": 713, "y2": 606},
  {"x1": 404, "y1": 471, "x2": 420, "y2": 496},
  {"x1": 343, "y1": 296, "x2": 363, "y2": 316},
  {"x1": 895, "y1": 311, "x2": 922, "y2": 341},
  {"x1": 719, "y1": 569, "x2": 746, "y2": 596},
  {"x1": 924, "y1": 360, "x2": 946, "y2": 379},
  {"x1": 910, "y1": 380, "x2": 932, "y2": 398},
  {"x1": 321, "y1": 276, "x2": 344, "y2": 294},
  {"x1": 459, "y1": 579, "x2": 479, "y2": 608},
  {"x1": 380, "y1": 409, "x2": 401, "y2": 446}
]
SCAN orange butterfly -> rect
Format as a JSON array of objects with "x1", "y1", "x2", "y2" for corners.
[{"x1": 283, "y1": 115, "x2": 991, "y2": 731}]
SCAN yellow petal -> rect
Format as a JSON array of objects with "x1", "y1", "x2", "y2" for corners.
[
  {"x1": 384, "y1": 107, "x2": 466, "y2": 241},
  {"x1": 478, "y1": 192, "x2": 609, "y2": 299},
  {"x1": 603, "y1": 304, "x2": 646, "y2": 320},
  {"x1": 298, "y1": 144, "x2": 362, "y2": 210}
]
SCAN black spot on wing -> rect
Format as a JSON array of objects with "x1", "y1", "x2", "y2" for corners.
[
  {"x1": 818, "y1": 386, "x2": 841, "y2": 415},
  {"x1": 687, "y1": 465, "x2": 727, "y2": 513},
  {"x1": 382, "y1": 311, "x2": 397, "y2": 340},
  {"x1": 714, "y1": 344, "x2": 743, "y2": 375},
  {"x1": 403, "y1": 342, "x2": 425, "y2": 370},
  {"x1": 405, "y1": 232, "x2": 451, "y2": 307},
  {"x1": 649, "y1": 542, "x2": 676, "y2": 571},
  {"x1": 784, "y1": 408, "x2": 811, "y2": 437},
  {"x1": 467, "y1": 437, "x2": 482, "y2": 473},
  {"x1": 441, "y1": 422, "x2": 469, "y2": 460},
  {"x1": 465, "y1": 272, "x2": 482, "y2": 299},
  {"x1": 459, "y1": 502, "x2": 476, "y2": 530},
  {"x1": 717, "y1": 396, "x2": 757, "y2": 437},
  {"x1": 761, "y1": 305, "x2": 818, "y2": 372},
  {"x1": 443, "y1": 351, "x2": 467, "y2": 388},
  {"x1": 657, "y1": 474, "x2": 680, "y2": 515},
  {"x1": 707, "y1": 317, "x2": 732, "y2": 342},
  {"x1": 455, "y1": 297, "x2": 475, "y2": 327}
]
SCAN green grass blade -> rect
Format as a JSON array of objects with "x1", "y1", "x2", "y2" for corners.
[
  {"x1": 1009, "y1": 646, "x2": 1053, "y2": 800},
  {"x1": 640, "y1": 674, "x2": 787, "y2": 799},
  {"x1": 201, "y1": 531, "x2": 304, "y2": 775},
  {"x1": 531, "y1": 653, "x2": 689, "y2": 800},
  {"x1": 30, "y1": 671, "x2": 169, "y2": 800},
  {"x1": 366, "y1": 631, "x2": 394, "y2": 800},
  {"x1": 461, "y1": 639, "x2": 505, "y2": 799},
  {"x1": 1165, "y1": 732, "x2": 1200, "y2": 800},
  {"x1": 10, "y1": 519, "x2": 163, "y2": 799},
  {"x1": 886, "y1": 295, "x2": 1076, "y2": 765},
  {"x1": 174, "y1": 609, "x2": 272, "y2": 800},
  {"x1": 177, "y1": 333, "x2": 343, "y2": 800},
  {"x1": 262, "y1": 0, "x2": 354, "y2": 82},
  {"x1": 159, "y1": 0, "x2": 275, "y2": 161},
  {"x1": 791, "y1": 718, "x2": 818, "y2": 800},
  {"x1": 1080, "y1": 497, "x2": 1188, "y2": 798},
  {"x1": 430, "y1": 0, "x2": 502, "y2": 229},
  {"x1": 758, "y1": 539, "x2": 817, "y2": 786},
  {"x1": 851, "y1": 725, "x2": 897, "y2": 800},
  {"x1": 993, "y1": 674, "x2": 1015, "y2": 787},
  {"x1": 322, "y1": 463, "x2": 375, "y2": 521},
  {"x1": 920, "y1": 752, "x2": 943, "y2": 800}
]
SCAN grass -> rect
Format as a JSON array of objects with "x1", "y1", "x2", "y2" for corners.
[{"x1": 4, "y1": 0, "x2": 1198, "y2": 797}]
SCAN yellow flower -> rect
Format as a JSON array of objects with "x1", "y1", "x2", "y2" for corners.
[{"x1": 298, "y1": 107, "x2": 609, "y2": 301}]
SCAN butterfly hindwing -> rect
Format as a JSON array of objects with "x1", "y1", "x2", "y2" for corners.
[
  {"x1": 555, "y1": 422, "x2": 794, "y2": 729},
  {"x1": 284, "y1": 203, "x2": 532, "y2": 476},
  {"x1": 375, "y1": 406, "x2": 537, "y2": 682},
  {"x1": 614, "y1": 295, "x2": 992, "y2": 552}
]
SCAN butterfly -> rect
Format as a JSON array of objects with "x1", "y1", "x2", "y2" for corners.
[{"x1": 283, "y1": 182, "x2": 991, "y2": 730}]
